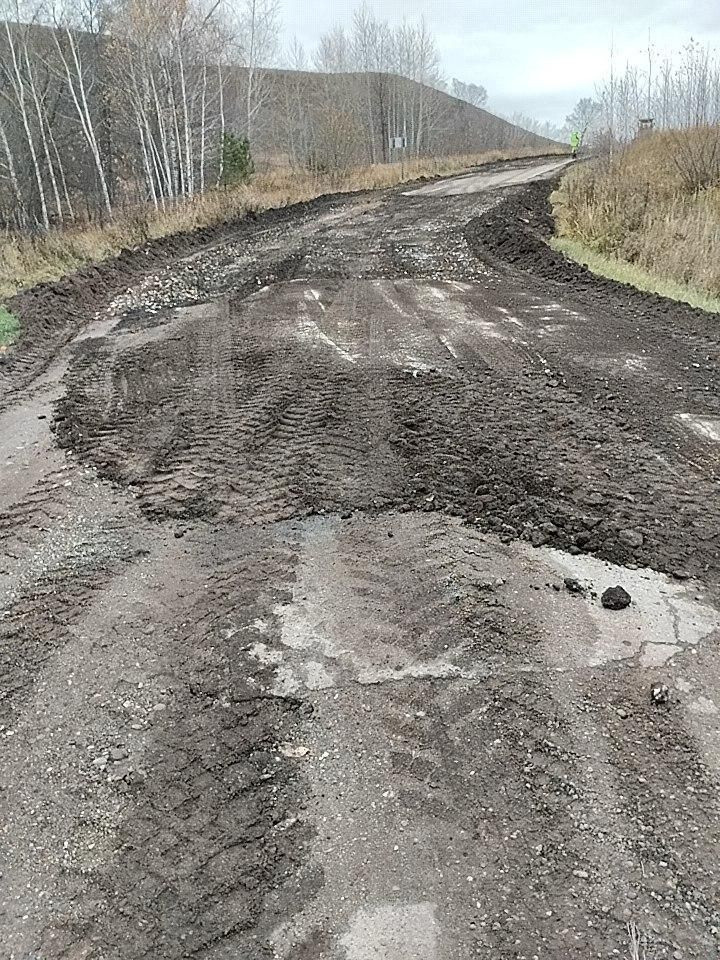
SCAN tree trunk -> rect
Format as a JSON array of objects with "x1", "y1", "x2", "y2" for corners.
[
  {"x1": 216, "y1": 61, "x2": 225, "y2": 187},
  {"x1": 4, "y1": 21, "x2": 49, "y2": 230},
  {"x1": 150, "y1": 71, "x2": 175, "y2": 199},
  {"x1": 54, "y1": 28, "x2": 113, "y2": 218},
  {"x1": 0, "y1": 116, "x2": 26, "y2": 226},
  {"x1": 178, "y1": 52, "x2": 193, "y2": 196},
  {"x1": 24, "y1": 50, "x2": 64, "y2": 223},
  {"x1": 199, "y1": 60, "x2": 208, "y2": 194}
]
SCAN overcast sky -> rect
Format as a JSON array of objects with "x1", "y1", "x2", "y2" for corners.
[{"x1": 282, "y1": 0, "x2": 720, "y2": 125}]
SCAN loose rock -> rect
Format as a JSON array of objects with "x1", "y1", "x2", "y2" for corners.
[
  {"x1": 601, "y1": 586, "x2": 632, "y2": 610},
  {"x1": 618, "y1": 529, "x2": 644, "y2": 549},
  {"x1": 279, "y1": 744, "x2": 310, "y2": 759}
]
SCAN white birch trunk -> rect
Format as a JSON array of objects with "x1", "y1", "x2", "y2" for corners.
[
  {"x1": 199, "y1": 60, "x2": 207, "y2": 194},
  {"x1": 4, "y1": 21, "x2": 49, "y2": 229},
  {"x1": 178, "y1": 53, "x2": 193, "y2": 196},
  {"x1": 23, "y1": 47, "x2": 64, "y2": 223},
  {"x1": 150, "y1": 71, "x2": 175, "y2": 199},
  {"x1": 55, "y1": 27, "x2": 112, "y2": 217},
  {"x1": 216, "y1": 61, "x2": 225, "y2": 187},
  {"x1": 0, "y1": 115, "x2": 26, "y2": 225}
]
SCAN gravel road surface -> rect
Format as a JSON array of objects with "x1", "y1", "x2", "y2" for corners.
[{"x1": 1, "y1": 157, "x2": 719, "y2": 960}]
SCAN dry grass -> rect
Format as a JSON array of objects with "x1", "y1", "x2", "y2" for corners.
[
  {"x1": 625, "y1": 920, "x2": 654, "y2": 960},
  {"x1": 0, "y1": 147, "x2": 563, "y2": 302},
  {"x1": 552, "y1": 127, "x2": 720, "y2": 300},
  {"x1": 552, "y1": 236, "x2": 720, "y2": 313}
]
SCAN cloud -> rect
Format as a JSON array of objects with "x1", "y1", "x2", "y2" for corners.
[{"x1": 282, "y1": 0, "x2": 720, "y2": 124}]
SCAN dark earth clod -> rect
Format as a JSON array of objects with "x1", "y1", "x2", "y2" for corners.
[{"x1": 601, "y1": 586, "x2": 632, "y2": 610}]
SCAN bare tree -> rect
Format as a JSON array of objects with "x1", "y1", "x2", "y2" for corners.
[
  {"x1": 234, "y1": 0, "x2": 279, "y2": 142},
  {"x1": 565, "y1": 98, "x2": 601, "y2": 141},
  {"x1": 106, "y1": 0, "x2": 232, "y2": 205},
  {"x1": 0, "y1": 10, "x2": 50, "y2": 228},
  {"x1": 313, "y1": 24, "x2": 351, "y2": 73},
  {"x1": 452, "y1": 79, "x2": 488, "y2": 108},
  {"x1": 278, "y1": 37, "x2": 312, "y2": 166},
  {"x1": 594, "y1": 39, "x2": 720, "y2": 143},
  {"x1": 0, "y1": 112, "x2": 25, "y2": 224},
  {"x1": 50, "y1": 3, "x2": 112, "y2": 216}
]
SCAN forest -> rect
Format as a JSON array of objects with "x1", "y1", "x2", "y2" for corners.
[{"x1": 0, "y1": 0, "x2": 551, "y2": 231}]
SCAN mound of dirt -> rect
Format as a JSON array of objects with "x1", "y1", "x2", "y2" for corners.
[{"x1": 464, "y1": 178, "x2": 713, "y2": 326}]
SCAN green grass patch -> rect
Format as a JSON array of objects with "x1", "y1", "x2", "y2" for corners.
[
  {"x1": 0, "y1": 306, "x2": 19, "y2": 346},
  {"x1": 551, "y1": 237, "x2": 720, "y2": 315}
]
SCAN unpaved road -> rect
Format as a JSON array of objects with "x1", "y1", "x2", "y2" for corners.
[{"x1": 1, "y1": 156, "x2": 720, "y2": 960}]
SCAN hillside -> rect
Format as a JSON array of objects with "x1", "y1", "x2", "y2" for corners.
[
  {"x1": 232, "y1": 68, "x2": 558, "y2": 167},
  {"x1": 0, "y1": 19, "x2": 558, "y2": 228}
]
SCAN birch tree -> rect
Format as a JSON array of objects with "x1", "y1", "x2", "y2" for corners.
[
  {"x1": 21, "y1": 21, "x2": 65, "y2": 222},
  {"x1": 0, "y1": 112, "x2": 26, "y2": 224},
  {"x1": 50, "y1": 8, "x2": 112, "y2": 216},
  {"x1": 314, "y1": 25, "x2": 351, "y2": 74},
  {"x1": 0, "y1": 12, "x2": 50, "y2": 228},
  {"x1": 234, "y1": 0, "x2": 279, "y2": 142},
  {"x1": 108, "y1": 0, "x2": 232, "y2": 205}
]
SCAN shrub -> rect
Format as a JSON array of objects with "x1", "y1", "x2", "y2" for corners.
[
  {"x1": 221, "y1": 134, "x2": 255, "y2": 187},
  {"x1": 0, "y1": 306, "x2": 19, "y2": 346}
]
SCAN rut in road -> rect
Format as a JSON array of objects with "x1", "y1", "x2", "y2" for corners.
[{"x1": 1, "y1": 160, "x2": 719, "y2": 960}]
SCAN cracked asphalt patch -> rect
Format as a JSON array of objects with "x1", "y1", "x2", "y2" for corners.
[{"x1": 1, "y1": 158, "x2": 719, "y2": 960}]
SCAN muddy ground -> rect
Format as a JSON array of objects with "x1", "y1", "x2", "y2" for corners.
[{"x1": 1, "y1": 157, "x2": 719, "y2": 960}]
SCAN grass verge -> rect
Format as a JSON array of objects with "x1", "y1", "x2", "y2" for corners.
[
  {"x1": 551, "y1": 236, "x2": 720, "y2": 314},
  {"x1": 551, "y1": 129, "x2": 720, "y2": 304},
  {"x1": 0, "y1": 147, "x2": 566, "y2": 301},
  {"x1": 0, "y1": 305, "x2": 19, "y2": 347}
]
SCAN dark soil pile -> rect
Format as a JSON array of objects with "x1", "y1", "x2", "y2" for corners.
[{"x1": 463, "y1": 177, "x2": 714, "y2": 326}]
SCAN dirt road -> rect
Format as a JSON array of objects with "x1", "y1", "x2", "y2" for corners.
[{"x1": 1, "y1": 157, "x2": 719, "y2": 960}]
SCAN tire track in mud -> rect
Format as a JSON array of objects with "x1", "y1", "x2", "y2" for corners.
[
  {"x1": 0, "y1": 498, "x2": 137, "y2": 731},
  {"x1": 54, "y1": 290, "x2": 720, "y2": 584},
  {"x1": 72, "y1": 538, "x2": 307, "y2": 960},
  {"x1": 464, "y1": 179, "x2": 720, "y2": 528},
  {"x1": 0, "y1": 197, "x2": 361, "y2": 408},
  {"x1": 263, "y1": 513, "x2": 712, "y2": 959},
  {"x1": 3, "y1": 161, "x2": 720, "y2": 959},
  {"x1": 4, "y1": 525, "x2": 314, "y2": 960},
  {"x1": 49, "y1": 176, "x2": 720, "y2": 584}
]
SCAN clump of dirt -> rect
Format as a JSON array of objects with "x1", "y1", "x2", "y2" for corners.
[{"x1": 601, "y1": 585, "x2": 632, "y2": 610}]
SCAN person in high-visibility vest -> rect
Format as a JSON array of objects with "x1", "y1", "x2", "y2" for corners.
[{"x1": 570, "y1": 130, "x2": 581, "y2": 158}]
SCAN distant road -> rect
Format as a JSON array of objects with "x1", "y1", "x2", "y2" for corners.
[{"x1": 404, "y1": 156, "x2": 573, "y2": 196}]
